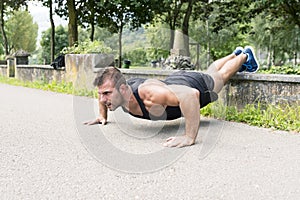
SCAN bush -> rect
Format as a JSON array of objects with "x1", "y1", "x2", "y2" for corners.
[
  {"x1": 260, "y1": 65, "x2": 300, "y2": 75},
  {"x1": 123, "y1": 48, "x2": 148, "y2": 66},
  {"x1": 61, "y1": 40, "x2": 113, "y2": 54}
]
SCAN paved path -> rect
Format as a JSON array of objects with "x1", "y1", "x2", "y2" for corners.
[{"x1": 1, "y1": 83, "x2": 300, "y2": 199}]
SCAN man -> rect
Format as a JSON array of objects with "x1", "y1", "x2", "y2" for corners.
[{"x1": 84, "y1": 46, "x2": 259, "y2": 148}]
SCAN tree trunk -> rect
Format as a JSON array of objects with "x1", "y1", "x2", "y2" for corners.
[
  {"x1": 49, "y1": 0, "x2": 55, "y2": 62},
  {"x1": 90, "y1": 15, "x2": 95, "y2": 42},
  {"x1": 181, "y1": 0, "x2": 194, "y2": 57},
  {"x1": 169, "y1": 22, "x2": 175, "y2": 50},
  {"x1": 272, "y1": 48, "x2": 275, "y2": 66},
  {"x1": 0, "y1": 1, "x2": 9, "y2": 55},
  {"x1": 167, "y1": 1, "x2": 183, "y2": 51},
  {"x1": 267, "y1": 34, "x2": 272, "y2": 68},
  {"x1": 118, "y1": 25, "x2": 123, "y2": 68},
  {"x1": 67, "y1": 0, "x2": 78, "y2": 46},
  {"x1": 89, "y1": 1, "x2": 95, "y2": 42},
  {"x1": 295, "y1": 31, "x2": 298, "y2": 66},
  {"x1": 206, "y1": 19, "x2": 210, "y2": 69}
]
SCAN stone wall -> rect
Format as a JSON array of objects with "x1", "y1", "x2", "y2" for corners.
[
  {"x1": 224, "y1": 73, "x2": 300, "y2": 108},
  {"x1": 0, "y1": 65, "x2": 7, "y2": 76},
  {"x1": 16, "y1": 65, "x2": 65, "y2": 83},
  {"x1": 1, "y1": 58, "x2": 299, "y2": 109},
  {"x1": 121, "y1": 70, "x2": 300, "y2": 108}
]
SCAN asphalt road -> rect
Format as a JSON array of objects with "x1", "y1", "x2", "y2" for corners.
[{"x1": 1, "y1": 83, "x2": 300, "y2": 199}]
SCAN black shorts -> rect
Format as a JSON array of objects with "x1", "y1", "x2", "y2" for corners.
[{"x1": 164, "y1": 70, "x2": 218, "y2": 108}]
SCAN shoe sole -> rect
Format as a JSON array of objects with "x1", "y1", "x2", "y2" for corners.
[{"x1": 244, "y1": 46, "x2": 259, "y2": 73}]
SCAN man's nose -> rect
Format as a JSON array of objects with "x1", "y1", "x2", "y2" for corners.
[{"x1": 99, "y1": 94, "x2": 107, "y2": 102}]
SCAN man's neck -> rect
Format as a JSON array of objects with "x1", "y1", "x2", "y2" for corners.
[
  {"x1": 122, "y1": 86, "x2": 142, "y2": 116},
  {"x1": 122, "y1": 86, "x2": 133, "y2": 110}
]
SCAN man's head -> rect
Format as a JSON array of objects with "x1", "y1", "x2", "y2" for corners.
[
  {"x1": 94, "y1": 66, "x2": 128, "y2": 111},
  {"x1": 93, "y1": 66, "x2": 126, "y2": 89}
]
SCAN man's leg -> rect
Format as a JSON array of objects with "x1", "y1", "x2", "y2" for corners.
[{"x1": 206, "y1": 53, "x2": 247, "y2": 93}]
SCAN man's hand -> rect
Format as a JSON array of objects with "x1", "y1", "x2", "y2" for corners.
[
  {"x1": 163, "y1": 135, "x2": 195, "y2": 148},
  {"x1": 83, "y1": 117, "x2": 107, "y2": 125}
]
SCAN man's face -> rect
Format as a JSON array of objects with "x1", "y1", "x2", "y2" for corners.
[{"x1": 98, "y1": 79, "x2": 125, "y2": 111}]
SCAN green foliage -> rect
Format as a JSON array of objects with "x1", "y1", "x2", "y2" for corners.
[
  {"x1": 5, "y1": 10, "x2": 38, "y2": 53},
  {"x1": 202, "y1": 101, "x2": 300, "y2": 132},
  {"x1": 248, "y1": 13, "x2": 300, "y2": 66},
  {"x1": 146, "y1": 47, "x2": 169, "y2": 61},
  {"x1": 0, "y1": 76, "x2": 96, "y2": 97},
  {"x1": 257, "y1": 0, "x2": 300, "y2": 28},
  {"x1": 260, "y1": 65, "x2": 300, "y2": 75},
  {"x1": 122, "y1": 26, "x2": 170, "y2": 65},
  {"x1": 0, "y1": 0, "x2": 28, "y2": 55},
  {"x1": 123, "y1": 47, "x2": 169, "y2": 66},
  {"x1": 61, "y1": 39, "x2": 113, "y2": 54},
  {"x1": 145, "y1": 24, "x2": 170, "y2": 52},
  {"x1": 92, "y1": 27, "x2": 118, "y2": 51},
  {"x1": 39, "y1": 25, "x2": 69, "y2": 64},
  {"x1": 123, "y1": 48, "x2": 147, "y2": 66},
  {"x1": 98, "y1": 0, "x2": 163, "y2": 33}
]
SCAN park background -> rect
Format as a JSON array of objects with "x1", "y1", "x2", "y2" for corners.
[
  {"x1": 0, "y1": 0, "x2": 299, "y2": 133},
  {"x1": 0, "y1": 0, "x2": 299, "y2": 72}
]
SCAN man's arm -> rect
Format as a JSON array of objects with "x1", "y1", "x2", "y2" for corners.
[
  {"x1": 163, "y1": 85, "x2": 200, "y2": 147},
  {"x1": 139, "y1": 82, "x2": 201, "y2": 147},
  {"x1": 84, "y1": 99, "x2": 108, "y2": 125}
]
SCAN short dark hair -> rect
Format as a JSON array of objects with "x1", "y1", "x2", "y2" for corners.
[{"x1": 93, "y1": 66, "x2": 126, "y2": 89}]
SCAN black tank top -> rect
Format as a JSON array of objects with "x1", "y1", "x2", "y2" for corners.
[{"x1": 124, "y1": 78, "x2": 182, "y2": 120}]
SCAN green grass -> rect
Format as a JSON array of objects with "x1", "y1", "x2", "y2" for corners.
[
  {"x1": 0, "y1": 76, "x2": 97, "y2": 98},
  {"x1": 201, "y1": 101, "x2": 300, "y2": 133},
  {"x1": 1, "y1": 75, "x2": 299, "y2": 133}
]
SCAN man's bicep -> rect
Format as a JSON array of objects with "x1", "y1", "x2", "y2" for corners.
[{"x1": 139, "y1": 84, "x2": 179, "y2": 106}]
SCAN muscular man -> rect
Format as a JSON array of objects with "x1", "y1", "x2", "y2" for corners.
[{"x1": 84, "y1": 46, "x2": 259, "y2": 148}]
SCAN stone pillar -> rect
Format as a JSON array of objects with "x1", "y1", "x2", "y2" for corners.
[
  {"x1": 65, "y1": 53, "x2": 114, "y2": 90},
  {"x1": 163, "y1": 30, "x2": 194, "y2": 70},
  {"x1": 13, "y1": 50, "x2": 30, "y2": 65},
  {"x1": 171, "y1": 30, "x2": 188, "y2": 56},
  {"x1": 6, "y1": 57, "x2": 15, "y2": 77}
]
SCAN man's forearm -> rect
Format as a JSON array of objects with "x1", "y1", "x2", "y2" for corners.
[
  {"x1": 98, "y1": 100, "x2": 107, "y2": 120},
  {"x1": 182, "y1": 107, "x2": 200, "y2": 141},
  {"x1": 179, "y1": 90, "x2": 200, "y2": 141}
]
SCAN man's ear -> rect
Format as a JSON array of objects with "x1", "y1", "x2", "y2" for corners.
[{"x1": 118, "y1": 84, "x2": 128, "y2": 94}]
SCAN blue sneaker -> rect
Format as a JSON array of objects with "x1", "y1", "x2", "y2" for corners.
[
  {"x1": 242, "y1": 46, "x2": 259, "y2": 73},
  {"x1": 233, "y1": 47, "x2": 246, "y2": 72},
  {"x1": 233, "y1": 46, "x2": 244, "y2": 56}
]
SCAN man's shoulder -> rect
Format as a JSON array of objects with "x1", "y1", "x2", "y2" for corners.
[
  {"x1": 143, "y1": 79, "x2": 164, "y2": 85},
  {"x1": 127, "y1": 77, "x2": 145, "y2": 84},
  {"x1": 127, "y1": 78, "x2": 146, "y2": 91}
]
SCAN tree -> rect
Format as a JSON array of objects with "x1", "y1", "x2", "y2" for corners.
[
  {"x1": 66, "y1": 0, "x2": 77, "y2": 46},
  {"x1": 0, "y1": 0, "x2": 27, "y2": 55},
  {"x1": 181, "y1": 0, "x2": 196, "y2": 56},
  {"x1": 77, "y1": 1, "x2": 98, "y2": 41},
  {"x1": 38, "y1": 0, "x2": 56, "y2": 62},
  {"x1": 210, "y1": 0, "x2": 300, "y2": 66},
  {"x1": 154, "y1": 0, "x2": 211, "y2": 56},
  {"x1": 55, "y1": 0, "x2": 78, "y2": 46},
  {"x1": 6, "y1": 10, "x2": 38, "y2": 53},
  {"x1": 259, "y1": 0, "x2": 300, "y2": 28},
  {"x1": 96, "y1": 0, "x2": 163, "y2": 67},
  {"x1": 155, "y1": 0, "x2": 184, "y2": 50},
  {"x1": 40, "y1": 25, "x2": 68, "y2": 64}
]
